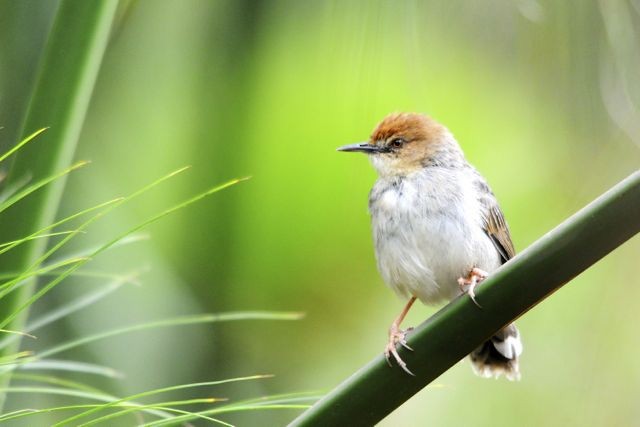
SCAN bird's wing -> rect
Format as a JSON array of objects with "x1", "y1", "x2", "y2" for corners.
[
  {"x1": 484, "y1": 203, "x2": 516, "y2": 263},
  {"x1": 471, "y1": 170, "x2": 516, "y2": 263}
]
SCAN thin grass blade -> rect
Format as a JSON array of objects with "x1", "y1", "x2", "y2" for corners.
[
  {"x1": 0, "y1": 128, "x2": 47, "y2": 164},
  {"x1": 53, "y1": 374, "x2": 272, "y2": 426},
  {"x1": 38, "y1": 312, "x2": 301, "y2": 360},
  {"x1": 0, "y1": 177, "x2": 248, "y2": 330}
]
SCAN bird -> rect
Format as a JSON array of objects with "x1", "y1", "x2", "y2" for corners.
[{"x1": 337, "y1": 112, "x2": 522, "y2": 380}]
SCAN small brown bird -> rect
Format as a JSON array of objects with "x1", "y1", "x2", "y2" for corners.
[{"x1": 338, "y1": 112, "x2": 522, "y2": 379}]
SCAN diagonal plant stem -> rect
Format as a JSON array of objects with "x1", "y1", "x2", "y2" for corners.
[
  {"x1": 0, "y1": 0, "x2": 119, "y2": 410},
  {"x1": 289, "y1": 170, "x2": 640, "y2": 427}
]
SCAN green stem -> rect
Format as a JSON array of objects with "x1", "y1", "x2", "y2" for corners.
[
  {"x1": 289, "y1": 170, "x2": 640, "y2": 426},
  {"x1": 0, "y1": 0, "x2": 118, "y2": 409}
]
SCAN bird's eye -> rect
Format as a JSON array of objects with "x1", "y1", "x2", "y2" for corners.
[{"x1": 390, "y1": 138, "x2": 405, "y2": 148}]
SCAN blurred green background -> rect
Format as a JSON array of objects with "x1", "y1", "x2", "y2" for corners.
[{"x1": 1, "y1": 0, "x2": 639, "y2": 425}]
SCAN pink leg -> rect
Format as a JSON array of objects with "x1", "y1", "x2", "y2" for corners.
[{"x1": 384, "y1": 296, "x2": 417, "y2": 376}]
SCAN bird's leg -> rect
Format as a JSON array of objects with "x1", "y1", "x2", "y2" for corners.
[
  {"x1": 458, "y1": 267, "x2": 488, "y2": 308},
  {"x1": 385, "y1": 296, "x2": 417, "y2": 376}
]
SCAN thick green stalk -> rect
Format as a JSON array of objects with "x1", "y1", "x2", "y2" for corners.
[
  {"x1": 290, "y1": 171, "x2": 640, "y2": 426},
  {"x1": 0, "y1": 0, "x2": 118, "y2": 408}
]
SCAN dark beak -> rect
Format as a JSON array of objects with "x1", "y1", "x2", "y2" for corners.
[{"x1": 336, "y1": 142, "x2": 380, "y2": 153}]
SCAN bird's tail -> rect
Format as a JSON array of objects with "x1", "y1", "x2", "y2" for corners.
[{"x1": 470, "y1": 323, "x2": 522, "y2": 381}]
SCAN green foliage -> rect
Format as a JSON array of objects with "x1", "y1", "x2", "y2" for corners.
[{"x1": 0, "y1": 130, "x2": 305, "y2": 424}]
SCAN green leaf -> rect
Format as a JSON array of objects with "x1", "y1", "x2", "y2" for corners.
[
  {"x1": 77, "y1": 398, "x2": 228, "y2": 427},
  {"x1": 0, "y1": 128, "x2": 47, "y2": 164},
  {"x1": 0, "y1": 161, "x2": 89, "y2": 216},
  {"x1": 37, "y1": 312, "x2": 301, "y2": 360},
  {"x1": 53, "y1": 374, "x2": 272, "y2": 426},
  {"x1": 0, "y1": 271, "x2": 139, "y2": 351},
  {"x1": 0, "y1": 198, "x2": 123, "y2": 258},
  {"x1": 16, "y1": 359, "x2": 122, "y2": 379},
  {"x1": 0, "y1": 399, "x2": 225, "y2": 426},
  {"x1": 0, "y1": 387, "x2": 172, "y2": 422},
  {"x1": 0, "y1": 231, "x2": 83, "y2": 251},
  {"x1": 0, "y1": 257, "x2": 89, "y2": 301}
]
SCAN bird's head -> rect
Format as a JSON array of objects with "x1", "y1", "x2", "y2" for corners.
[{"x1": 338, "y1": 113, "x2": 462, "y2": 177}]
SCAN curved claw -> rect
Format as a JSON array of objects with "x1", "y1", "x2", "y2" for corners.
[
  {"x1": 385, "y1": 327, "x2": 415, "y2": 375},
  {"x1": 386, "y1": 342, "x2": 415, "y2": 376},
  {"x1": 458, "y1": 268, "x2": 488, "y2": 309},
  {"x1": 467, "y1": 283, "x2": 483, "y2": 308},
  {"x1": 399, "y1": 340, "x2": 413, "y2": 351},
  {"x1": 385, "y1": 350, "x2": 393, "y2": 367}
]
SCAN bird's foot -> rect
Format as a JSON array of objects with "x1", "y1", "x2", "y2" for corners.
[
  {"x1": 458, "y1": 267, "x2": 488, "y2": 308},
  {"x1": 384, "y1": 324, "x2": 415, "y2": 376}
]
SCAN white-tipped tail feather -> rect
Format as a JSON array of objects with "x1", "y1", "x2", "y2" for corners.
[{"x1": 470, "y1": 323, "x2": 522, "y2": 381}]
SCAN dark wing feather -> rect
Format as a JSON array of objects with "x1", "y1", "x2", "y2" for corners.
[
  {"x1": 472, "y1": 169, "x2": 516, "y2": 263},
  {"x1": 484, "y1": 204, "x2": 516, "y2": 263}
]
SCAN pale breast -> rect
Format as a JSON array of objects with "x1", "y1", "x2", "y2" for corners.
[{"x1": 369, "y1": 168, "x2": 501, "y2": 305}]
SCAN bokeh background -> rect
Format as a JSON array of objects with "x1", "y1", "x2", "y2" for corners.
[{"x1": 1, "y1": 0, "x2": 639, "y2": 425}]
